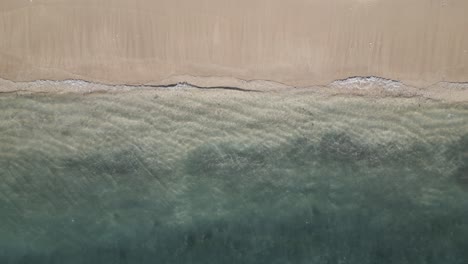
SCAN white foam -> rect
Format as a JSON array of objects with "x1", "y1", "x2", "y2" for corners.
[{"x1": 329, "y1": 77, "x2": 404, "y2": 91}]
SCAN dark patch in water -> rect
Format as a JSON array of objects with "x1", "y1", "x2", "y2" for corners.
[
  {"x1": 448, "y1": 135, "x2": 468, "y2": 188},
  {"x1": 318, "y1": 132, "x2": 372, "y2": 162},
  {"x1": 2, "y1": 133, "x2": 468, "y2": 263}
]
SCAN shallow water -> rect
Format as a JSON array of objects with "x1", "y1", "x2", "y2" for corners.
[{"x1": 0, "y1": 89, "x2": 467, "y2": 263}]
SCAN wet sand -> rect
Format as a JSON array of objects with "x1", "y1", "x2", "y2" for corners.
[
  {"x1": 1, "y1": 0, "x2": 468, "y2": 87},
  {"x1": 1, "y1": 77, "x2": 468, "y2": 103}
]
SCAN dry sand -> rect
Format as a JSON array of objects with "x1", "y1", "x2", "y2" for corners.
[{"x1": 1, "y1": 0, "x2": 468, "y2": 88}]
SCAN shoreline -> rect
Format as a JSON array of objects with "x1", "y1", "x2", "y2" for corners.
[{"x1": 1, "y1": 76, "x2": 468, "y2": 103}]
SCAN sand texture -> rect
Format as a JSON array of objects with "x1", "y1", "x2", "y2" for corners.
[{"x1": 1, "y1": 0, "x2": 468, "y2": 87}]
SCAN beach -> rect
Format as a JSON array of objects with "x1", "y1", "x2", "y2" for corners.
[{"x1": 1, "y1": 0, "x2": 468, "y2": 263}]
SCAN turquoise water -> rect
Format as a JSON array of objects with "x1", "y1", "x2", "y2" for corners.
[{"x1": 0, "y1": 90, "x2": 467, "y2": 263}]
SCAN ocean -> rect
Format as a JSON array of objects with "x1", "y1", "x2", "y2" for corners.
[{"x1": 0, "y1": 81, "x2": 467, "y2": 263}]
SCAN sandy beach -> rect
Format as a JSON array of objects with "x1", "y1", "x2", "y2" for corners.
[{"x1": 1, "y1": 0, "x2": 467, "y2": 87}]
